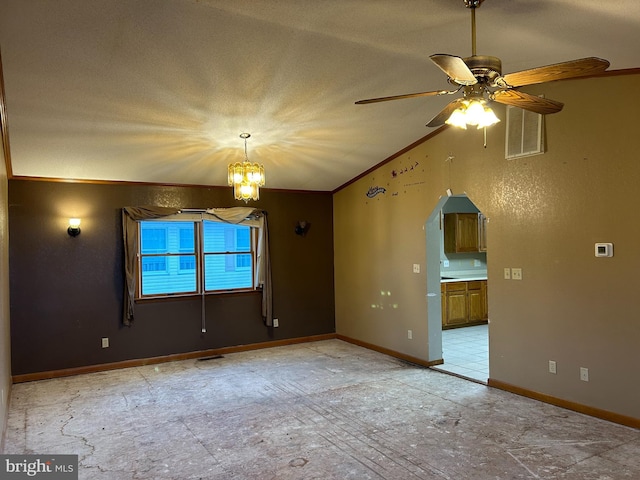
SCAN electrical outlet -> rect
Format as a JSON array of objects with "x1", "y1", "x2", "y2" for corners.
[
  {"x1": 580, "y1": 367, "x2": 589, "y2": 382},
  {"x1": 407, "y1": 330, "x2": 413, "y2": 340},
  {"x1": 511, "y1": 268, "x2": 522, "y2": 280},
  {"x1": 413, "y1": 264, "x2": 420, "y2": 274},
  {"x1": 548, "y1": 360, "x2": 557, "y2": 374},
  {"x1": 443, "y1": 260, "x2": 450, "y2": 268},
  {"x1": 273, "y1": 318, "x2": 279, "y2": 328},
  {"x1": 504, "y1": 268, "x2": 511, "y2": 280},
  {"x1": 101, "y1": 337, "x2": 109, "y2": 348}
]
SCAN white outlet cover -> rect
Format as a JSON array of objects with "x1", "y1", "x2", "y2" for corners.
[
  {"x1": 594, "y1": 243, "x2": 613, "y2": 257},
  {"x1": 580, "y1": 367, "x2": 589, "y2": 381}
]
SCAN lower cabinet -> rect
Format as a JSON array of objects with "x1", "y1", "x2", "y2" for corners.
[{"x1": 441, "y1": 280, "x2": 488, "y2": 329}]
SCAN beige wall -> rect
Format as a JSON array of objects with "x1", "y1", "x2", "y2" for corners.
[
  {"x1": 0, "y1": 134, "x2": 11, "y2": 448},
  {"x1": 334, "y1": 72, "x2": 640, "y2": 419}
]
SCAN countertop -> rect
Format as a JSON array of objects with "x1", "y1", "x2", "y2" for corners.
[{"x1": 440, "y1": 275, "x2": 488, "y2": 283}]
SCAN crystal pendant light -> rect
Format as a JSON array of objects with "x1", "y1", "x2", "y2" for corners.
[{"x1": 227, "y1": 133, "x2": 265, "y2": 202}]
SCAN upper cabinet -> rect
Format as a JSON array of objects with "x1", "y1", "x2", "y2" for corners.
[{"x1": 444, "y1": 213, "x2": 487, "y2": 253}]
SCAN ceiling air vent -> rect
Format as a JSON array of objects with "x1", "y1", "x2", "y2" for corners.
[{"x1": 505, "y1": 103, "x2": 544, "y2": 160}]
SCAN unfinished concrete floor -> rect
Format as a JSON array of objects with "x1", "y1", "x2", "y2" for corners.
[{"x1": 4, "y1": 339, "x2": 639, "y2": 479}]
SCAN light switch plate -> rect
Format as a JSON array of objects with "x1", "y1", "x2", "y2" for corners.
[
  {"x1": 511, "y1": 268, "x2": 522, "y2": 280},
  {"x1": 504, "y1": 268, "x2": 511, "y2": 280},
  {"x1": 413, "y1": 264, "x2": 420, "y2": 273}
]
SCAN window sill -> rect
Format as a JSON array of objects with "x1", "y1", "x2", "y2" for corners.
[{"x1": 135, "y1": 289, "x2": 261, "y2": 304}]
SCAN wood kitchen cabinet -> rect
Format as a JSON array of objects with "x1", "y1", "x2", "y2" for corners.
[
  {"x1": 481, "y1": 280, "x2": 488, "y2": 320},
  {"x1": 478, "y1": 213, "x2": 487, "y2": 252},
  {"x1": 444, "y1": 213, "x2": 486, "y2": 253},
  {"x1": 441, "y1": 280, "x2": 488, "y2": 329},
  {"x1": 443, "y1": 281, "x2": 467, "y2": 326}
]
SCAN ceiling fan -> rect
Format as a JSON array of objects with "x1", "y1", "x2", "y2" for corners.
[{"x1": 355, "y1": 0, "x2": 610, "y2": 129}]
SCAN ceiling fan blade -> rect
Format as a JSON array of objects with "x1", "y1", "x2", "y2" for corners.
[
  {"x1": 502, "y1": 57, "x2": 609, "y2": 87},
  {"x1": 430, "y1": 54, "x2": 477, "y2": 86},
  {"x1": 355, "y1": 89, "x2": 456, "y2": 105},
  {"x1": 492, "y1": 90, "x2": 563, "y2": 115},
  {"x1": 426, "y1": 99, "x2": 464, "y2": 128}
]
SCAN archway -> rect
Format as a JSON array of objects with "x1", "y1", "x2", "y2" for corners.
[{"x1": 425, "y1": 194, "x2": 489, "y2": 383}]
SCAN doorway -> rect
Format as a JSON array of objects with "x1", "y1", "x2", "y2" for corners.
[{"x1": 425, "y1": 194, "x2": 489, "y2": 384}]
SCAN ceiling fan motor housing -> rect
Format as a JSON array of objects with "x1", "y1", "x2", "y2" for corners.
[{"x1": 463, "y1": 55, "x2": 502, "y2": 86}]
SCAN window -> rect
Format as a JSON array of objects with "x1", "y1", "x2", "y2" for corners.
[
  {"x1": 138, "y1": 219, "x2": 255, "y2": 297},
  {"x1": 203, "y1": 221, "x2": 253, "y2": 292},
  {"x1": 139, "y1": 221, "x2": 197, "y2": 296}
]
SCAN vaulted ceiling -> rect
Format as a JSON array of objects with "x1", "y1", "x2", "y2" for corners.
[{"x1": 1, "y1": 0, "x2": 639, "y2": 191}]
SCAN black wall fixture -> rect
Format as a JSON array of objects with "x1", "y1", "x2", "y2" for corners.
[{"x1": 295, "y1": 221, "x2": 311, "y2": 236}]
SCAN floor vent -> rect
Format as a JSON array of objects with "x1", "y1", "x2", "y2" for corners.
[
  {"x1": 505, "y1": 102, "x2": 544, "y2": 160},
  {"x1": 197, "y1": 355, "x2": 225, "y2": 362}
]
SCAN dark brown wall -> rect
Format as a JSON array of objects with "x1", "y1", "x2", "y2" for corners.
[{"x1": 9, "y1": 180, "x2": 335, "y2": 375}]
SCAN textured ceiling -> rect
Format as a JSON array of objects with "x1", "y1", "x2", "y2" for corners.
[{"x1": 1, "y1": 0, "x2": 639, "y2": 191}]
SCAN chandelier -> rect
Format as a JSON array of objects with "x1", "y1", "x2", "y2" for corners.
[{"x1": 228, "y1": 133, "x2": 265, "y2": 202}]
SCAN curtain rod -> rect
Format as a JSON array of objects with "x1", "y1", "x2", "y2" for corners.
[{"x1": 179, "y1": 208, "x2": 268, "y2": 215}]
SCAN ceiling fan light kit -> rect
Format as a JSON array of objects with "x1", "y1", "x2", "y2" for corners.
[
  {"x1": 446, "y1": 99, "x2": 500, "y2": 130},
  {"x1": 355, "y1": 0, "x2": 609, "y2": 131}
]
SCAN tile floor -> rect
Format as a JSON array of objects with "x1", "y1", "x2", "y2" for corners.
[
  {"x1": 434, "y1": 324, "x2": 489, "y2": 383},
  {"x1": 4, "y1": 339, "x2": 639, "y2": 479}
]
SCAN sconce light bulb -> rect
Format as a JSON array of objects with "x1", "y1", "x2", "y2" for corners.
[{"x1": 68, "y1": 218, "x2": 81, "y2": 237}]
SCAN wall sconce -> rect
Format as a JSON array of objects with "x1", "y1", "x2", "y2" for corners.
[
  {"x1": 67, "y1": 218, "x2": 81, "y2": 237},
  {"x1": 295, "y1": 221, "x2": 311, "y2": 236}
]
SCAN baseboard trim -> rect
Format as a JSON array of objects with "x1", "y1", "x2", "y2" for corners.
[
  {"x1": 12, "y1": 333, "x2": 337, "y2": 383},
  {"x1": 488, "y1": 378, "x2": 639, "y2": 430},
  {"x1": 337, "y1": 336, "x2": 638, "y2": 430},
  {"x1": 336, "y1": 334, "x2": 444, "y2": 368},
  {"x1": 16, "y1": 336, "x2": 635, "y2": 430}
]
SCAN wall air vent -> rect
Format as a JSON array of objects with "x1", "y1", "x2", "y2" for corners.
[{"x1": 505, "y1": 102, "x2": 544, "y2": 160}]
